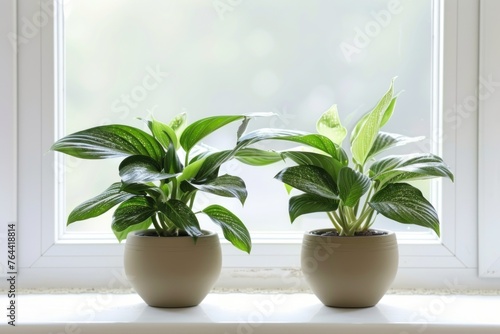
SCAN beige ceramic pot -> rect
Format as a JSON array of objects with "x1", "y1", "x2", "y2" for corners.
[
  {"x1": 301, "y1": 228, "x2": 398, "y2": 308},
  {"x1": 124, "y1": 229, "x2": 222, "y2": 307}
]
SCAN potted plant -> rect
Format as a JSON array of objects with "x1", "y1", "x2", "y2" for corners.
[
  {"x1": 51, "y1": 112, "x2": 273, "y2": 307},
  {"x1": 237, "y1": 78, "x2": 454, "y2": 307}
]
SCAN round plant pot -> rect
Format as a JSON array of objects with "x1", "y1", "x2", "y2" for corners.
[
  {"x1": 301, "y1": 228, "x2": 398, "y2": 308},
  {"x1": 124, "y1": 229, "x2": 222, "y2": 308}
]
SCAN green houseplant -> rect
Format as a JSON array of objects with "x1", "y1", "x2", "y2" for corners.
[
  {"x1": 237, "y1": 78, "x2": 454, "y2": 307},
  {"x1": 51, "y1": 113, "x2": 271, "y2": 307}
]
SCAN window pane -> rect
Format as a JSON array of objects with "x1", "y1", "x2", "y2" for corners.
[{"x1": 63, "y1": 0, "x2": 433, "y2": 234}]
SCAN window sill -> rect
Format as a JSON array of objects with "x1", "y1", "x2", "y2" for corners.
[{"x1": 1, "y1": 291, "x2": 499, "y2": 333}]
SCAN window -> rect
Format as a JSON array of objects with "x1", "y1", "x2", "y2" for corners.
[{"x1": 5, "y1": 0, "x2": 499, "y2": 289}]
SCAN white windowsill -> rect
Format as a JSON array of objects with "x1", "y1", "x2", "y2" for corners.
[{"x1": 1, "y1": 291, "x2": 499, "y2": 334}]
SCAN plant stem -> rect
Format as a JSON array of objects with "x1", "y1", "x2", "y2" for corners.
[
  {"x1": 327, "y1": 211, "x2": 344, "y2": 233},
  {"x1": 151, "y1": 214, "x2": 165, "y2": 236}
]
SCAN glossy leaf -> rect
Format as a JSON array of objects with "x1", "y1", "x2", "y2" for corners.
[
  {"x1": 274, "y1": 165, "x2": 339, "y2": 199},
  {"x1": 366, "y1": 132, "x2": 424, "y2": 161},
  {"x1": 289, "y1": 193, "x2": 339, "y2": 222},
  {"x1": 370, "y1": 153, "x2": 454, "y2": 187},
  {"x1": 235, "y1": 148, "x2": 283, "y2": 166},
  {"x1": 338, "y1": 167, "x2": 371, "y2": 207},
  {"x1": 111, "y1": 197, "x2": 157, "y2": 241},
  {"x1": 238, "y1": 129, "x2": 347, "y2": 162},
  {"x1": 202, "y1": 205, "x2": 251, "y2": 253},
  {"x1": 193, "y1": 150, "x2": 234, "y2": 182},
  {"x1": 151, "y1": 118, "x2": 179, "y2": 150},
  {"x1": 281, "y1": 151, "x2": 345, "y2": 183},
  {"x1": 68, "y1": 182, "x2": 135, "y2": 225},
  {"x1": 183, "y1": 174, "x2": 247, "y2": 205},
  {"x1": 119, "y1": 155, "x2": 177, "y2": 184},
  {"x1": 351, "y1": 78, "x2": 395, "y2": 165},
  {"x1": 369, "y1": 183, "x2": 440, "y2": 236},
  {"x1": 112, "y1": 218, "x2": 153, "y2": 242},
  {"x1": 180, "y1": 115, "x2": 244, "y2": 153},
  {"x1": 163, "y1": 199, "x2": 203, "y2": 237},
  {"x1": 380, "y1": 96, "x2": 398, "y2": 128},
  {"x1": 51, "y1": 124, "x2": 164, "y2": 161},
  {"x1": 316, "y1": 104, "x2": 347, "y2": 146}
]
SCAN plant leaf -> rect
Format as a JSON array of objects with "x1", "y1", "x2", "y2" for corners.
[
  {"x1": 151, "y1": 118, "x2": 179, "y2": 150},
  {"x1": 316, "y1": 104, "x2": 347, "y2": 146},
  {"x1": 351, "y1": 78, "x2": 395, "y2": 165},
  {"x1": 193, "y1": 150, "x2": 234, "y2": 182},
  {"x1": 111, "y1": 197, "x2": 157, "y2": 241},
  {"x1": 238, "y1": 129, "x2": 348, "y2": 163},
  {"x1": 180, "y1": 115, "x2": 244, "y2": 153},
  {"x1": 338, "y1": 167, "x2": 371, "y2": 207},
  {"x1": 168, "y1": 112, "x2": 187, "y2": 135},
  {"x1": 368, "y1": 183, "x2": 440, "y2": 236},
  {"x1": 281, "y1": 151, "x2": 346, "y2": 183},
  {"x1": 366, "y1": 132, "x2": 424, "y2": 161},
  {"x1": 370, "y1": 153, "x2": 454, "y2": 187},
  {"x1": 202, "y1": 204, "x2": 251, "y2": 253},
  {"x1": 274, "y1": 165, "x2": 339, "y2": 199},
  {"x1": 235, "y1": 148, "x2": 283, "y2": 166},
  {"x1": 163, "y1": 199, "x2": 203, "y2": 237},
  {"x1": 119, "y1": 155, "x2": 177, "y2": 184},
  {"x1": 289, "y1": 193, "x2": 339, "y2": 222},
  {"x1": 184, "y1": 174, "x2": 247, "y2": 205},
  {"x1": 380, "y1": 96, "x2": 398, "y2": 128},
  {"x1": 51, "y1": 124, "x2": 164, "y2": 161},
  {"x1": 68, "y1": 182, "x2": 135, "y2": 225},
  {"x1": 113, "y1": 218, "x2": 153, "y2": 242}
]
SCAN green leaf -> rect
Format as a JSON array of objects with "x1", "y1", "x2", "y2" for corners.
[
  {"x1": 113, "y1": 218, "x2": 153, "y2": 242},
  {"x1": 68, "y1": 182, "x2": 135, "y2": 225},
  {"x1": 380, "y1": 96, "x2": 398, "y2": 128},
  {"x1": 164, "y1": 140, "x2": 184, "y2": 174},
  {"x1": 163, "y1": 199, "x2": 203, "y2": 237},
  {"x1": 370, "y1": 153, "x2": 454, "y2": 187},
  {"x1": 168, "y1": 112, "x2": 187, "y2": 135},
  {"x1": 235, "y1": 148, "x2": 283, "y2": 166},
  {"x1": 151, "y1": 118, "x2": 179, "y2": 150},
  {"x1": 338, "y1": 167, "x2": 371, "y2": 207},
  {"x1": 202, "y1": 204, "x2": 251, "y2": 253},
  {"x1": 274, "y1": 165, "x2": 339, "y2": 199},
  {"x1": 289, "y1": 193, "x2": 339, "y2": 222},
  {"x1": 351, "y1": 79, "x2": 395, "y2": 165},
  {"x1": 281, "y1": 151, "x2": 346, "y2": 183},
  {"x1": 193, "y1": 150, "x2": 234, "y2": 182},
  {"x1": 316, "y1": 104, "x2": 347, "y2": 146},
  {"x1": 180, "y1": 115, "x2": 244, "y2": 153},
  {"x1": 177, "y1": 158, "x2": 206, "y2": 182},
  {"x1": 119, "y1": 155, "x2": 177, "y2": 184},
  {"x1": 238, "y1": 129, "x2": 347, "y2": 162},
  {"x1": 366, "y1": 132, "x2": 424, "y2": 161},
  {"x1": 51, "y1": 124, "x2": 164, "y2": 161},
  {"x1": 184, "y1": 175, "x2": 247, "y2": 205},
  {"x1": 369, "y1": 183, "x2": 440, "y2": 236},
  {"x1": 111, "y1": 197, "x2": 157, "y2": 241}
]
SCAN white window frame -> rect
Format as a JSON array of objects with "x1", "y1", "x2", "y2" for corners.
[{"x1": 4, "y1": 0, "x2": 499, "y2": 289}]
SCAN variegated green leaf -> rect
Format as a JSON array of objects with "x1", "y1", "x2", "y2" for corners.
[
  {"x1": 274, "y1": 165, "x2": 338, "y2": 199},
  {"x1": 369, "y1": 183, "x2": 440, "y2": 236},
  {"x1": 202, "y1": 205, "x2": 251, "y2": 253},
  {"x1": 51, "y1": 124, "x2": 165, "y2": 161},
  {"x1": 316, "y1": 104, "x2": 347, "y2": 146}
]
